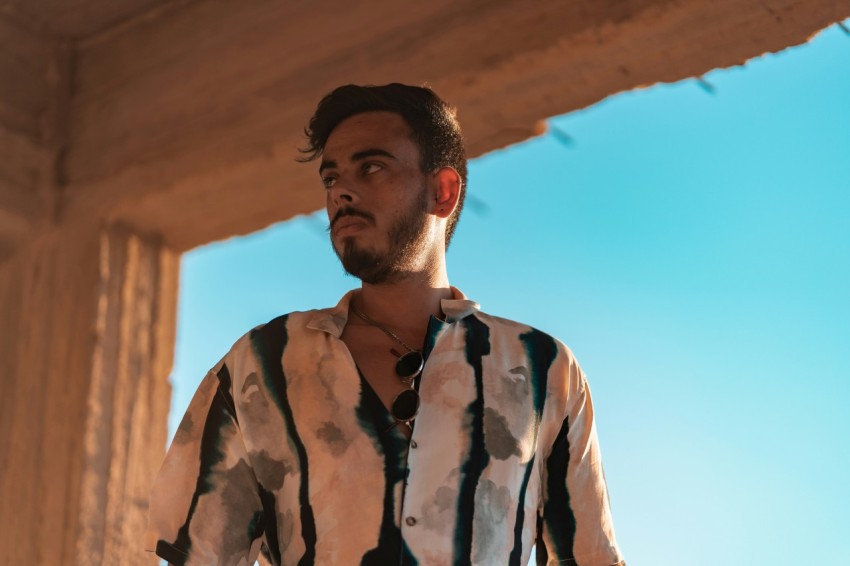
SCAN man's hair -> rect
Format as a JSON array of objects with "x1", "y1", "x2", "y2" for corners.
[{"x1": 300, "y1": 83, "x2": 468, "y2": 249}]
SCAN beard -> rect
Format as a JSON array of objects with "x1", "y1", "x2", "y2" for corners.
[{"x1": 331, "y1": 189, "x2": 431, "y2": 285}]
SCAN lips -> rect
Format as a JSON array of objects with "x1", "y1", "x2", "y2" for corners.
[
  {"x1": 332, "y1": 216, "x2": 368, "y2": 237},
  {"x1": 331, "y1": 209, "x2": 374, "y2": 237}
]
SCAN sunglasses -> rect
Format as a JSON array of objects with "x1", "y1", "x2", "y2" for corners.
[
  {"x1": 349, "y1": 303, "x2": 425, "y2": 432},
  {"x1": 388, "y1": 349, "x2": 424, "y2": 429}
]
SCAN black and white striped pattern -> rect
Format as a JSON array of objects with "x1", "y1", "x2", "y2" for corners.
[{"x1": 145, "y1": 289, "x2": 624, "y2": 565}]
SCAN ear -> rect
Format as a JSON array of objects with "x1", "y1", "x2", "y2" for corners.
[{"x1": 431, "y1": 167, "x2": 462, "y2": 219}]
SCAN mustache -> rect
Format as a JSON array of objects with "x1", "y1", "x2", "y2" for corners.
[{"x1": 329, "y1": 208, "x2": 375, "y2": 232}]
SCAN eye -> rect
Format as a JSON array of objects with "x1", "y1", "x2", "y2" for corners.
[
  {"x1": 321, "y1": 175, "x2": 337, "y2": 189},
  {"x1": 362, "y1": 162, "x2": 383, "y2": 175}
]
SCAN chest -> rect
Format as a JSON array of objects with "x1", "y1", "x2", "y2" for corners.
[
  {"x1": 245, "y1": 322, "x2": 558, "y2": 466},
  {"x1": 341, "y1": 328, "x2": 420, "y2": 435}
]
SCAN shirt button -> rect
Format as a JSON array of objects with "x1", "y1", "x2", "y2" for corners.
[
  {"x1": 405, "y1": 516, "x2": 417, "y2": 526},
  {"x1": 410, "y1": 440, "x2": 418, "y2": 449}
]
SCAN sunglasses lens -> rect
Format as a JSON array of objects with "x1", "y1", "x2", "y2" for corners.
[
  {"x1": 395, "y1": 351, "x2": 424, "y2": 379},
  {"x1": 391, "y1": 389, "x2": 420, "y2": 422}
]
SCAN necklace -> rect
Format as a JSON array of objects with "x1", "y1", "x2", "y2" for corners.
[
  {"x1": 350, "y1": 305, "x2": 426, "y2": 379},
  {"x1": 350, "y1": 304, "x2": 424, "y2": 427},
  {"x1": 351, "y1": 305, "x2": 417, "y2": 353}
]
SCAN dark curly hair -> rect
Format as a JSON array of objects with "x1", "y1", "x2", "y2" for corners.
[{"x1": 300, "y1": 83, "x2": 468, "y2": 249}]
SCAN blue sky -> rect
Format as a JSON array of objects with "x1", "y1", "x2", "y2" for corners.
[{"x1": 167, "y1": 22, "x2": 849, "y2": 565}]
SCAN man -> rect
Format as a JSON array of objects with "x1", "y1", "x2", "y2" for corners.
[{"x1": 146, "y1": 83, "x2": 624, "y2": 565}]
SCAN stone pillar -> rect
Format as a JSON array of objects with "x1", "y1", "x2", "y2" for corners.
[
  {"x1": 76, "y1": 225, "x2": 179, "y2": 565},
  {"x1": 0, "y1": 223, "x2": 178, "y2": 565}
]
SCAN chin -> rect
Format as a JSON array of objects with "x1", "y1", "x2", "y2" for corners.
[
  {"x1": 337, "y1": 244, "x2": 396, "y2": 284},
  {"x1": 336, "y1": 236, "x2": 366, "y2": 256}
]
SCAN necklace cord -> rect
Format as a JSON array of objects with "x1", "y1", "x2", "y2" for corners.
[{"x1": 351, "y1": 305, "x2": 419, "y2": 353}]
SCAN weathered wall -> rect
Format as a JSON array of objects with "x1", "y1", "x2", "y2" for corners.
[
  {"x1": 0, "y1": 16, "x2": 90, "y2": 564},
  {"x1": 0, "y1": 0, "x2": 172, "y2": 38},
  {"x1": 0, "y1": 15, "x2": 70, "y2": 260},
  {"x1": 0, "y1": 223, "x2": 102, "y2": 564}
]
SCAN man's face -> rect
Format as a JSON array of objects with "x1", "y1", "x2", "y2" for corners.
[{"x1": 320, "y1": 111, "x2": 436, "y2": 284}]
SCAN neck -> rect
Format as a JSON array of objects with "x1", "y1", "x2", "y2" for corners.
[{"x1": 355, "y1": 261, "x2": 451, "y2": 337}]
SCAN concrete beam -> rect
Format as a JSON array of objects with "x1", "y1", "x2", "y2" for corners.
[{"x1": 62, "y1": 0, "x2": 848, "y2": 252}]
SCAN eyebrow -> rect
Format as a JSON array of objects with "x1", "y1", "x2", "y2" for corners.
[{"x1": 319, "y1": 148, "x2": 397, "y2": 174}]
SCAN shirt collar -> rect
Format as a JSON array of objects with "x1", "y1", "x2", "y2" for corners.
[
  {"x1": 306, "y1": 287, "x2": 480, "y2": 337},
  {"x1": 440, "y1": 286, "x2": 480, "y2": 322}
]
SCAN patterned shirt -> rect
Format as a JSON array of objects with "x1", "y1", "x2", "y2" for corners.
[{"x1": 145, "y1": 289, "x2": 624, "y2": 565}]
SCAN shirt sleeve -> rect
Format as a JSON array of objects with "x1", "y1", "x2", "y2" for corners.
[
  {"x1": 536, "y1": 369, "x2": 625, "y2": 566},
  {"x1": 145, "y1": 364, "x2": 265, "y2": 566}
]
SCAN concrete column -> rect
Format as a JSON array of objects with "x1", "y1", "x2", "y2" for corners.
[
  {"x1": 0, "y1": 223, "x2": 178, "y2": 565},
  {"x1": 76, "y1": 225, "x2": 179, "y2": 565}
]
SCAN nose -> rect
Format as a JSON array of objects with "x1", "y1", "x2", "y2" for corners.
[
  {"x1": 326, "y1": 179, "x2": 360, "y2": 224},
  {"x1": 328, "y1": 177, "x2": 358, "y2": 208}
]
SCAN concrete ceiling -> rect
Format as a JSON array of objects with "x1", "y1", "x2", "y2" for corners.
[
  {"x1": 0, "y1": 0, "x2": 177, "y2": 38},
  {"x1": 0, "y1": 0, "x2": 847, "y2": 262}
]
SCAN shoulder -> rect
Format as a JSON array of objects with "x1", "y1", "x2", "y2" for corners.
[
  {"x1": 469, "y1": 310, "x2": 586, "y2": 401},
  {"x1": 470, "y1": 310, "x2": 577, "y2": 361},
  {"x1": 209, "y1": 308, "x2": 326, "y2": 378}
]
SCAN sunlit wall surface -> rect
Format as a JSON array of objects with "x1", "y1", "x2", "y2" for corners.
[{"x1": 166, "y1": 23, "x2": 849, "y2": 565}]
